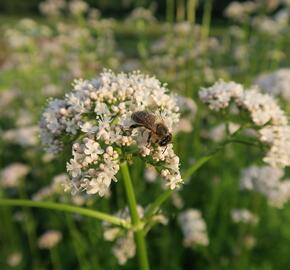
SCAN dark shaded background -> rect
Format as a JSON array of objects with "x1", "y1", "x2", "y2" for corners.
[{"x1": 0, "y1": 0, "x2": 235, "y2": 19}]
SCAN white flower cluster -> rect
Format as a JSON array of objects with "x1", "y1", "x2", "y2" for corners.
[
  {"x1": 237, "y1": 88, "x2": 287, "y2": 126},
  {"x1": 259, "y1": 125, "x2": 290, "y2": 167},
  {"x1": 231, "y1": 208, "x2": 259, "y2": 225},
  {"x1": 252, "y1": 12, "x2": 289, "y2": 36},
  {"x1": 199, "y1": 80, "x2": 243, "y2": 111},
  {"x1": 178, "y1": 209, "x2": 209, "y2": 247},
  {"x1": 255, "y1": 69, "x2": 290, "y2": 101},
  {"x1": 102, "y1": 206, "x2": 167, "y2": 265},
  {"x1": 66, "y1": 141, "x2": 119, "y2": 196},
  {"x1": 40, "y1": 70, "x2": 182, "y2": 196},
  {"x1": 240, "y1": 165, "x2": 290, "y2": 208},
  {"x1": 199, "y1": 80, "x2": 290, "y2": 168}
]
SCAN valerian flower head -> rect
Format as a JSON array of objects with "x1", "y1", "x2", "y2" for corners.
[
  {"x1": 40, "y1": 70, "x2": 183, "y2": 196},
  {"x1": 199, "y1": 80, "x2": 290, "y2": 168},
  {"x1": 240, "y1": 165, "x2": 290, "y2": 208},
  {"x1": 199, "y1": 80, "x2": 243, "y2": 111},
  {"x1": 255, "y1": 69, "x2": 290, "y2": 102}
]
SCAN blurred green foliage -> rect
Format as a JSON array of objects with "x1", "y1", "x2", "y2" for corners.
[{"x1": 0, "y1": 0, "x2": 233, "y2": 19}]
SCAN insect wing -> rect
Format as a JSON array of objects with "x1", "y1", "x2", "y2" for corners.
[{"x1": 131, "y1": 111, "x2": 156, "y2": 131}]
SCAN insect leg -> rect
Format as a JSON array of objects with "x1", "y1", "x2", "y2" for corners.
[
  {"x1": 146, "y1": 132, "x2": 152, "y2": 147},
  {"x1": 130, "y1": 124, "x2": 143, "y2": 129},
  {"x1": 162, "y1": 145, "x2": 167, "y2": 154}
]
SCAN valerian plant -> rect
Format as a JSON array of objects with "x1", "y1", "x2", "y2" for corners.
[
  {"x1": 1, "y1": 71, "x2": 290, "y2": 270},
  {"x1": 39, "y1": 69, "x2": 183, "y2": 269}
]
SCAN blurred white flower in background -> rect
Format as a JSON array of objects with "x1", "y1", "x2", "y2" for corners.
[
  {"x1": 3, "y1": 126, "x2": 39, "y2": 146},
  {"x1": 206, "y1": 122, "x2": 240, "y2": 143},
  {"x1": 125, "y1": 7, "x2": 157, "y2": 24},
  {"x1": 240, "y1": 166, "x2": 290, "y2": 208},
  {"x1": 178, "y1": 209, "x2": 209, "y2": 247},
  {"x1": 33, "y1": 173, "x2": 69, "y2": 200},
  {"x1": 144, "y1": 165, "x2": 158, "y2": 183},
  {"x1": 6, "y1": 252, "x2": 22, "y2": 267},
  {"x1": 255, "y1": 69, "x2": 290, "y2": 101},
  {"x1": 103, "y1": 206, "x2": 167, "y2": 265},
  {"x1": 224, "y1": 1, "x2": 258, "y2": 22},
  {"x1": 231, "y1": 208, "x2": 259, "y2": 224},
  {"x1": 0, "y1": 163, "x2": 30, "y2": 188},
  {"x1": 38, "y1": 230, "x2": 63, "y2": 249},
  {"x1": 68, "y1": 0, "x2": 89, "y2": 16},
  {"x1": 171, "y1": 192, "x2": 184, "y2": 209},
  {"x1": 112, "y1": 231, "x2": 136, "y2": 265},
  {"x1": 39, "y1": 0, "x2": 65, "y2": 17},
  {"x1": 252, "y1": 15, "x2": 287, "y2": 36}
]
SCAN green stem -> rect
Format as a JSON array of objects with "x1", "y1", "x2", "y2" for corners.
[
  {"x1": 144, "y1": 131, "x2": 263, "y2": 222},
  {"x1": 65, "y1": 214, "x2": 89, "y2": 270},
  {"x1": 17, "y1": 181, "x2": 40, "y2": 269},
  {"x1": 50, "y1": 248, "x2": 61, "y2": 270},
  {"x1": 145, "y1": 190, "x2": 173, "y2": 219},
  {"x1": 187, "y1": 0, "x2": 197, "y2": 24},
  {"x1": 177, "y1": 0, "x2": 185, "y2": 22},
  {"x1": 137, "y1": 21, "x2": 147, "y2": 61},
  {"x1": 166, "y1": 0, "x2": 174, "y2": 23},
  {"x1": 224, "y1": 138, "x2": 261, "y2": 148},
  {"x1": 201, "y1": 0, "x2": 213, "y2": 48},
  {"x1": 0, "y1": 199, "x2": 130, "y2": 229},
  {"x1": 182, "y1": 154, "x2": 215, "y2": 180},
  {"x1": 120, "y1": 161, "x2": 150, "y2": 270},
  {"x1": 145, "y1": 153, "x2": 216, "y2": 219}
]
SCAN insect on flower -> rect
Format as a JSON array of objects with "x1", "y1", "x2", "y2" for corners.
[{"x1": 130, "y1": 111, "x2": 172, "y2": 147}]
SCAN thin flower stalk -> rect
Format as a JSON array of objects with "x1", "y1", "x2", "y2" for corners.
[
  {"x1": 0, "y1": 199, "x2": 131, "y2": 229},
  {"x1": 120, "y1": 161, "x2": 150, "y2": 270}
]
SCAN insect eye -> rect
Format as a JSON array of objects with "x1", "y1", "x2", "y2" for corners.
[
  {"x1": 159, "y1": 135, "x2": 171, "y2": 146},
  {"x1": 159, "y1": 140, "x2": 166, "y2": 146},
  {"x1": 166, "y1": 134, "x2": 172, "y2": 142}
]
